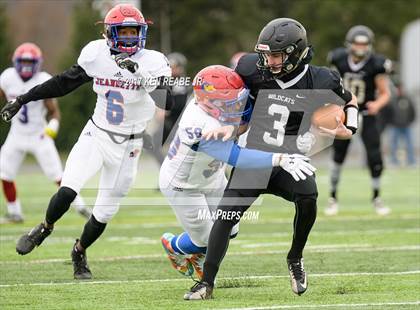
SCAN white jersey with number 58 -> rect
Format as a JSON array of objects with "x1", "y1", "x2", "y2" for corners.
[
  {"x1": 159, "y1": 99, "x2": 227, "y2": 190},
  {"x1": 0, "y1": 68, "x2": 51, "y2": 135},
  {"x1": 78, "y1": 39, "x2": 171, "y2": 134}
]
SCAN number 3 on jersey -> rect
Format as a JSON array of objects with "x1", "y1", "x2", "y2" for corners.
[
  {"x1": 263, "y1": 104, "x2": 290, "y2": 147},
  {"x1": 106, "y1": 90, "x2": 124, "y2": 125}
]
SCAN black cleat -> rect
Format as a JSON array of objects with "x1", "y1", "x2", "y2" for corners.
[
  {"x1": 183, "y1": 281, "x2": 213, "y2": 300},
  {"x1": 71, "y1": 240, "x2": 92, "y2": 280},
  {"x1": 16, "y1": 223, "x2": 52, "y2": 255},
  {"x1": 287, "y1": 258, "x2": 307, "y2": 295}
]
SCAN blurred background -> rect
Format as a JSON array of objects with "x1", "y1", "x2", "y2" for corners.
[{"x1": 0, "y1": 0, "x2": 419, "y2": 166}]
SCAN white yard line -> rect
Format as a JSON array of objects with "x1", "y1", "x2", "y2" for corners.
[
  {"x1": 1, "y1": 227, "x2": 418, "y2": 242},
  {"x1": 0, "y1": 214, "x2": 418, "y2": 233},
  {"x1": 217, "y1": 301, "x2": 420, "y2": 310},
  {"x1": 0, "y1": 244, "x2": 418, "y2": 265},
  {"x1": 0, "y1": 270, "x2": 419, "y2": 288}
]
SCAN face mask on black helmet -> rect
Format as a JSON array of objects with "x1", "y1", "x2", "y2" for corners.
[
  {"x1": 255, "y1": 18, "x2": 311, "y2": 78},
  {"x1": 345, "y1": 25, "x2": 374, "y2": 59}
]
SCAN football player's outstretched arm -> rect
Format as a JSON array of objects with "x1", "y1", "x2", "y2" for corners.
[
  {"x1": 197, "y1": 139, "x2": 316, "y2": 181},
  {"x1": 44, "y1": 98, "x2": 60, "y2": 139},
  {"x1": 202, "y1": 122, "x2": 249, "y2": 142},
  {"x1": 1, "y1": 64, "x2": 92, "y2": 122}
]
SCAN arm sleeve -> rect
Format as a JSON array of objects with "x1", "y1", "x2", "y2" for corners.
[
  {"x1": 150, "y1": 82, "x2": 174, "y2": 110},
  {"x1": 197, "y1": 139, "x2": 274, "y2": 169},
  {"x1": 18, "y1": 64, "x2": 92, "y2": 104}
]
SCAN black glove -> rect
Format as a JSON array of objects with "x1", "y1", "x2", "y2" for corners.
[
  {"x1": 1, "y1": 97, "x2": 23, "y2": 122},
  {"x1": 112, "y1": 53, "x2": 139, "y2": 73}
]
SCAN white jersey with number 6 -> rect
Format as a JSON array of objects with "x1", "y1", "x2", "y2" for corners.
[
  {"x1": 0, "y1": 68, "x2": 51, "y2": 135},
  {"x1": 77, "y1": 39, "x2": 171, "y2": 134}
]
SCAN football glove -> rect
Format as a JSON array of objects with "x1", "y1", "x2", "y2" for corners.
[
  {"x1": 112, "y1": 53, "x2": 139, "y2": 73},
  {"x1": 272, "y1": 153, "x2": 316, "y2": 181},
  {"x1": 44, "y1": 118, "x2": 59, "y2": 139},
  {"x1": 296, "y1": 132, "x2": 316, "y2": 155},
  {"x1": 1, "y1": 97, "x2": 23, "y2": 122}
]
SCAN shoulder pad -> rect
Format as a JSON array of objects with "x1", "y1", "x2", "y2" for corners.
[
  {"x1": 327, "y1": 48, "x2": 347, "y2": 65},
  {"x1": 77, "y1": 40, "x2": 105, "y2": 72},
  {"x1": 311, "y1": 66, "x2": 341, "y2": 89},
  {"x1": 0, "y1": 68, "x2": 16, "y2": 89},
  {"x1": 235, "y1": 53, "x2": 259, "y2": 78},
  {"x1": 372, "y1": 54, "x2": 392, "y2": 74},
  {"x1": 140, "y1": 50, "x2": 171, "y2": 77}
]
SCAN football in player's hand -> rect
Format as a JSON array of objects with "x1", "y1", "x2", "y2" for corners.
[{"x1": 311, "y1": 104, "x2": 345, "y2": 129}]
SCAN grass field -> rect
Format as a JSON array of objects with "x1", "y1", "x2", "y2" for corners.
[{"x1": 0, "y1": 165, "x2": 419, "y2": 309}]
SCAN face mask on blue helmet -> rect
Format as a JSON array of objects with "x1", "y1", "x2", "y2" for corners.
[{"x1": 107, "y1": 23, "x2": 148, "y2": 55}]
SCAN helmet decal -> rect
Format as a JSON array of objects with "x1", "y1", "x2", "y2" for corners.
[{"x1": 193, "y1": 65, "x2": 251, "y2": 125}]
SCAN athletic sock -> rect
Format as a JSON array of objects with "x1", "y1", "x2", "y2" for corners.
[{"x1": 171, "y1": 232, "x2": 206, "y2": 254}]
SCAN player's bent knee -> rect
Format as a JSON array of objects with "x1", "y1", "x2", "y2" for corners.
[
  {"x1": 57, "y1": 186, "x2": 78, "y2": 204},
  {"x1": 92, "y1": 204, "x2": 120, "y2": 223},
  {"x1": 295, "y1": 197, "x2": 317, "y2": 215}
]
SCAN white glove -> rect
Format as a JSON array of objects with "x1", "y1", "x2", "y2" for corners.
[
  {"x1": 296, "y1": 132, "x2": 316, "y2": 154},
  {"x1": 272, "y1": 153, "x2": 316, "y2": 181}
]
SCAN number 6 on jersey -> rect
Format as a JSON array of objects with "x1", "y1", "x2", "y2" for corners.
[{"x1": 105, "y1": 90, "x2": 124, "y2": 125}]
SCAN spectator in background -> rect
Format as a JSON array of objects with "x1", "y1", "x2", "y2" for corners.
[{"x1": 388, "y1": 86, "x2": 416, "y2": 166}]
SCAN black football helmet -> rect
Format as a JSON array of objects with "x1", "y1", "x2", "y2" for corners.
[
  {"x1": 255, "y1": 18, "x2": 310, "y2": 78},
  {"x1": 345, "y1": 25, "x2": 374, "y2": 59}
]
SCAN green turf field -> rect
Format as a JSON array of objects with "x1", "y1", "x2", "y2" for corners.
[{"x1": 0, "y1": 166, "x2": 419, "y2": 309}]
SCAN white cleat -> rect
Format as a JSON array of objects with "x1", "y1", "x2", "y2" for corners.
[
  {"x1": 324, "y1": 198, "x2": 339, "y2": 216},
  {"x1": 373, "y1": 198, "x2": 391, "y2": 215},
  {"x1": 287, "y1": 258, "x2": 307, "y2": 295}
]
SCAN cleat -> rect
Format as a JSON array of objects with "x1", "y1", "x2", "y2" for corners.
[
  {"x1": 188, "y1": 253, "x2": 205, "y2": 280},
  {"x1": 287, "y1": 258, "x2": 307, "y2": 295},
  {"x1": 161, "y1": 233, "x2": 194, "y2": 277},
  {"x1": 184, "y1": 281, "x2": 213, "y2": 300},
  {"x1": 373, "y1": 198, "x2": 391, "y2": 215},
  {"x1": 71, "y1": 240, "x2": 92, "y2": 280},
  {"x1": 324, "y1": 197, "x2": 339, "y2": 216},
  {"x1": 16, "y1": 223, "x2": 52, "y2": 255},
  {"x1": 1, "y1": 213, "x2": 24, "y2": 224}
]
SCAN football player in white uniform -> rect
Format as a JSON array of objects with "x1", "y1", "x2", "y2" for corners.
[
  {"x1": 0, "y1": 43, "x2": 89, "y2": 223},
  {"x1": 1, "y1": 4, "x2": 171, "y2": 280},
  {"x1": 159, "y1": 65, "x2": 316, "y2": 280}
]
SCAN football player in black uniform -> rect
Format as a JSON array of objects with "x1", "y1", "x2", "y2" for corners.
[
  {"x1": 184, "y1": 18, "x2": 358, "y2": 300},
  {"x1": 325, "y1": 25, "x2": 392, "y2": 216}
]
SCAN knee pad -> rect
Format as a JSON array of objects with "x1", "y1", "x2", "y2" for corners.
[
  {"x1": 57, "y1": 186, "x2": 77, "y2": 204},
  {"x1": 367, "y1": 152, "x2": 383, "y2": 178}
]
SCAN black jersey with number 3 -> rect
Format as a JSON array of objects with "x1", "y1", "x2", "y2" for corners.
[
  {"x1": 235, "y1": 53, "x2": 352, "y2": 153},
  {"x1": 328, "y1": 48, "x2": 391, "y2": 109}
]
